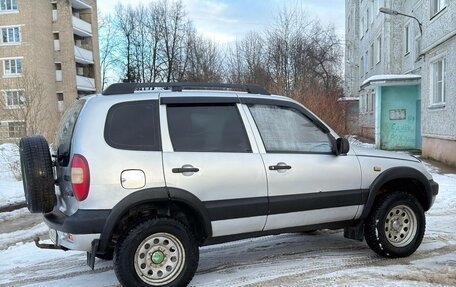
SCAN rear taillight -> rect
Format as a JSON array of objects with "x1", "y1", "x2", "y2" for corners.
[{"x1": 70, "y1": 154, "x2": 90, "y2": 201}]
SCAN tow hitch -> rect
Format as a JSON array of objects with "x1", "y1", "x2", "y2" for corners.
[{"x1": 34, "y1": 237, "x2": 68, "y2": 251}]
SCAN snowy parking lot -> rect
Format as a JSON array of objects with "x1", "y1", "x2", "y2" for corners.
[{"x1": 0, "y1": 143, "x2": 455, "y2": 287}]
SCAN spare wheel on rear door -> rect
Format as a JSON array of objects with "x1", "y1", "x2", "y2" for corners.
[{"x1": 20, "y1": 135, "x2": 56, "y2": 213}]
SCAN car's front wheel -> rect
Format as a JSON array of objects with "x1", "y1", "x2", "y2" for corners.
[
  {"x1": 365, "y1": 191, "x2": 425, "y2": 258},
  {"x1": 113, "y1": 217, "x2": 199, "y2": 287}
]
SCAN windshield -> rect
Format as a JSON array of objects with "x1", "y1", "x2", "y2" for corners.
[{"x1": 53, "y1": 99, "x2": 85, "y2": 166}]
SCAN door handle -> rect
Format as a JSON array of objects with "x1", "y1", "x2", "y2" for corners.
[
  {"x1": 269, "y1": 164, "x2": 292, "y2": 171},
  {"x1": 172, "y1": 167, "x2": 200, "y2": 173}
]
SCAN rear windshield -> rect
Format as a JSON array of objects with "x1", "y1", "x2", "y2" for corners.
[{"x1": 54, "y1": 99, "x2": 85, "y2": 166}]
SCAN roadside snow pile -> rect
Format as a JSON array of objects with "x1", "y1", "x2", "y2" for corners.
[
  {"x1": 347, "y1": 135, "x2": 375, "y2": 149},
  {"x1": 0, "y1": 143, "x2": 24, "y2": 209}
]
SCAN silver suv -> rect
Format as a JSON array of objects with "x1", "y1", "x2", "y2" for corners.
[{"x1": 20, "y1": 82, "x2": 438, "y2": 287}]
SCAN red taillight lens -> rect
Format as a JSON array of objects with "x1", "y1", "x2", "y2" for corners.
[{"x1": 70, "y1": 154, "x2": 90, "y2": 201}]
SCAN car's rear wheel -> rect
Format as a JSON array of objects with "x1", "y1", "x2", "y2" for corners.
[
  {"x1": 365, "y1": 191, "x2": 425, "y2": 258},
  {"x1": 114, "y1": 217, "x2": 199, "y2": 287},
  {"x1": 19, "y1": 135, "x2": 55, "y2": 213}
]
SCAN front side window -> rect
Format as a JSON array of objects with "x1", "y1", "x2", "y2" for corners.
[
  {"x1": 1, "y1": 26, "x2": 20, "y2": 44},
  {"x1": 0, "y1": 0, "x2": 17, "y2": 11},
  {"x1": 105, "y1": 100, "x2": 160, "y2": 151},
  {"x1": 249, "y1": 104, "x2": 332, "y2": 153},
  {"x1": 431, "y1": 58, "x2": 445, "y2": 105},
  {"x1": 3, "y1": 58, "x2": 22, "y2": 76},
  {"x1": 167, "y1": 104, "x2": 251, "y2": 153},
  {"x1": 4, "y1": 90, "x2": 24, "y2": 107}
]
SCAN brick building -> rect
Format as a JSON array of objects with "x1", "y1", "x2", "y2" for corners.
[{"x1": 0, "y1": 0, "x2": 101, "y2": 142}]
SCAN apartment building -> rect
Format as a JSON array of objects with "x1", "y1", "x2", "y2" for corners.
[
  {"x1": 0, "y1": 0, "x2": 101, "y2": 142},
  {"x1": 345, "y1": 0, "x2": 456, "y2": 166}
]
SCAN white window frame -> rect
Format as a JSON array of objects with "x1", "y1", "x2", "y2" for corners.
[
  {"x1": 376, "y1": 34, "x2": 382, "y2": 64},
  {"x1": 360, "y1": 17, "x2": 364, "y2": 39},
  {"x1": 404, "y1": 22, "x2": 411, "y2": 55},
  {"x1": 2, "y1": 57, "x2": 22, "y2": 77},
  {"x1": 0, "y1": 25, "x2": 21, "y2": 45},
  {"x1": 3, "y1": 89, "x2": 24, "y2": 108},
  {"x1": 430, "y1": 0, "x2": 446, "y2": 18},
  {"x1": 366, "y1": 8, "x2": 370, "y2": 31},
  {"x1": 0, "y1": 0, "x2": 17, "y2": 13},
  {"x1": 370, "y1": 43, "x2": 374, "y2": 70},
  {"x1": 430, "y1": 56, "x2": 445, "y2": 106},
  {"x1": 360, "y1": 56, "x2": 364, "y2": 77}
]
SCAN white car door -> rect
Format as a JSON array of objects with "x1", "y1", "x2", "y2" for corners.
[
  {"x1": 160, "y1": 96, "x2": 268, "y2": 237},
  {"x1": 242, "y1": 100, "x2": 363, "y2": 231}
]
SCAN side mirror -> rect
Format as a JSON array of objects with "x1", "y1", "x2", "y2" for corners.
[{"x1": 336, "y1": 138, "x2": 350, "y2": 156}]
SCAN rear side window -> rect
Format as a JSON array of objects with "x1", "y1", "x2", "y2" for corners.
[
  {"x1": 167, "y1": 104, "x2": 251, "y2": 152},
  {"x1": 105, "y1": 100, "x2": 160, "y2": 151},
  {"x1": 54, "y1": 99, "x2": 85, "y2": 166}
]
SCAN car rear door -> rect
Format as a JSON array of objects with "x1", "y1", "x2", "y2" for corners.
[
  {"x1": 160, "y1": 95, "x2": 268, "y2": 237},
  {"x1": 242, "y1": 99, "x2": 363, "y2": 231}
]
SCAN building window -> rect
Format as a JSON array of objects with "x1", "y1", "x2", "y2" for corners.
[
  {"x1": 364, "y1": 51, "x2": 369, "y2": 73},
  {"x1": 360, "y1": 56, "x2": 364, "y2": 77},
  {"x1": 366, "y1": 8, "x2": 370, "y2": 31},
  {"x1": 430, "y1": 0, "x2": 446, "y2": 17},
  {"x1": 431, "y1": 58, "x2": 445, "y2": 105},
  {"x1": 404, "y1": 23, "x2": 410, "y2": 55},
  {"x1": 52, "y1": 3, "x2": 58, "y2": 22},
  {"x1": 55, "y1": 62, "x2": 62, "y2": 81},
  {"x1": 1, "y1": 26, "x2": 20, "y2": 44},
  {"x1": 53, "y1": 32, "x2": 60, "y2": 51},
  {"x1": 415, "y1": 35, "x2": 421, "y2": 59},
  {"x1": 370, "y1": 43, "x2": 374, "y2": 69},
  {"x1": 0, "y1": 0, "x2": 17, "y2": 12},
  {"x1": 8, "y1": 121, "x2": 25, "y2": 138},
  {"x1": 376, "y1": 35, "x2": 382, "y2": 63},
  {"x1": 360, "y1": 17, "x2": 364, "y2": 38},
  {"x1": 369, "y1": 92, "x2": 375, "y2": 113},
  {"x1": 3, "y1": 89, "x2": 24, "y2": 108},
  {"x1": 3, "y1": 58, "x2": 22, "y2": 76}
]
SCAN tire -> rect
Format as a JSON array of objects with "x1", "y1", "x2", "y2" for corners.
[
  {"x1": 364, "y1": 191, "x2": 425, "y2": 258},
  {"x1": 114, "y1": 217, "x2": 199, "y2": 287},
  {"x1": 19, "y1": 135, "x2": 56, "y2": 213}
]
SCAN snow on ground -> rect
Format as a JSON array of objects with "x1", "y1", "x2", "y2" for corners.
[
  {"x1": 0, "y1": 144, "x2": 24, "y2": 209},
  {"x1": 0, "y1": 141, "x2": 455, "y2": 286}
]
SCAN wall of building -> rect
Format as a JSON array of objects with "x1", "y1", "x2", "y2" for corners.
[
  {"x1": 345, "y1": 0, "x2": 456, "y2": 166},
  {"x1": 0, "y1": 0, "x2": 101, "y2": 143}
]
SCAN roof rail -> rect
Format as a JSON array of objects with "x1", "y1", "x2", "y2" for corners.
[{"x1": 102, "y1": 82, "x2": 271, "y2": 96}]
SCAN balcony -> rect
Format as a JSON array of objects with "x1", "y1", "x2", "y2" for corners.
[
  {"x1": 71, "y1": 0, "x2": 92, "y2": 10},
  {"x1": 74, "y1": 46, "x2": 93, "y2": 64},
  {"x1": 76, "y1": 75, "x2": 96, "y2": 92},
  {"x1": 72, "y1": 16, "x2": 92, "y2": 37}
]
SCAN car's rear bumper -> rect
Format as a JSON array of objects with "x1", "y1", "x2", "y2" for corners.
[
  {"x1": 43, "y1": 207, "x2": 110, "y2": 234},
  {"x1": 43, "y1": 208, "x2": 110, "y2": 252}
]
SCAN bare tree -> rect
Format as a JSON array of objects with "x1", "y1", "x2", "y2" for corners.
[
  {"x1": 99, "y1": 12, "x2": 118, "y2": 90},
  {"x1": 114, "y1": 4, "x2": 137, "y2": 82},
  {"x1": 0, "y1": 71, "x2": 54, "y2": 141}
]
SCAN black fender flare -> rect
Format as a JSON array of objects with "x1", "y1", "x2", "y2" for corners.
[
  {"x1": 97, "y1": 187, "x2": 212, "y2": 253},
  {"x1": 359, "y1": 166, "x2": 435, "y2": 221}
]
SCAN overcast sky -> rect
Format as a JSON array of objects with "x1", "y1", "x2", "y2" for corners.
[{"x1": 97, "y1": 0, "x2": 345, "y2": 43}]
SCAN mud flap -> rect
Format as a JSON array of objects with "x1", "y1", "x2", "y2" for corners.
[
  {"x1": 344, "y1": 223, "x2": 365, "y2": 241},
  {"x1": 87, "y1": 239, "x2": 99, "y2": 270}
]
